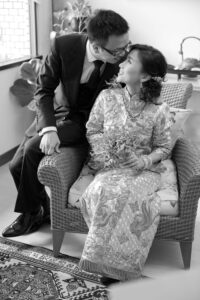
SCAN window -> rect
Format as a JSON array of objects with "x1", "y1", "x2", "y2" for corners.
[{"x1": 0, "y1": 0, "x2": 37, "y2": 66}]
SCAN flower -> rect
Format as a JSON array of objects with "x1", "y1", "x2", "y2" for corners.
[{"x1": 89, "y1": 132, "x2": 137, "y2": 170}]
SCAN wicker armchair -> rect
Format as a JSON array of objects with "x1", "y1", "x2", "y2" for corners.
[{"x1": 38, "y1": 82, "x2": 200, "y2": 269}]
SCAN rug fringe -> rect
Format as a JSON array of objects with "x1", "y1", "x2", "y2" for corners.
[{"x1": 79, "y1": 258, "x2": 141, "y2": 281}]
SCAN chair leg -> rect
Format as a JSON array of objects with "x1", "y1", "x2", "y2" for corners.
[
  {"x1": 53, "y1": 229, "x2": 65, "y2": 257},
  {"x1": 180, "y1": 241, "x2": 192, "y2": 269}
]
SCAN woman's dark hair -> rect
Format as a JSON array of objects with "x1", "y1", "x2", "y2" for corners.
[
  {"x1": 129, "y1": 44, "x2": 167, "y2": 103},
  {"x1": 87, "y1": 9, "x2": 129, "y2": 47}
]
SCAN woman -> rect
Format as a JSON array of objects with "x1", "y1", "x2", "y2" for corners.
[{"x1": 78, "y1": 44, "x2": 172, "y2": 284}]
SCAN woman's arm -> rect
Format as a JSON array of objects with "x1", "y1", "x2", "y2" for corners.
[
  {"x1": 121, "y1": 102, "x2": 172, "y2": 170},
  {"x1": 142, "y1": 102, "x2": 172, "y2": 169},
  {"x1": 150, "y1": 102, "x2": 172, "y2": 160},
  {"x1": 86, "y1": 90, "x2": 109, "y2": 170}
]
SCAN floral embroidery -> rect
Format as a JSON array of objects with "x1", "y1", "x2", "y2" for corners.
[{"x1": 79, "y1": 87, "x2": 172, "y2": 280}]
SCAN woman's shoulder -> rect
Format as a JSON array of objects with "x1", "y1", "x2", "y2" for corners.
[
  {"x1": 146, "y1": 98, "x2": 170, "y2": 120},
  {"x1": 157, "y1": 100, "x2": 170, "y2": 112},
  {"x1": 99, "y1": 87, "x2": 122, "y2": 100},
  {"x1": 153, "y1": 100, "x2": 170, "y2": 120},
  {"x1": 150, "y1": 97, "x2": 169, "y2": 110}
]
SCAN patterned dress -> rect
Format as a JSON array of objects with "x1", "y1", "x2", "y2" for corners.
[{"x1": 79, "y1": 87, "x2": 172, "y2": 281}]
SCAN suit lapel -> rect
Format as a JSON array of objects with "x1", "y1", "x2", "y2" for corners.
[{"x1": 65, "y1": 34, "x2": 87, "y2": 108}]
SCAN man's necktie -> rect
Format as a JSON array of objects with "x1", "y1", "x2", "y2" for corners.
[{"x1": 87, "y1": 60, "x2": 104, "y2": 89}]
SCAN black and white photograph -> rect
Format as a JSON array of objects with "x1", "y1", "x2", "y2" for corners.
[{"x1": 0, "y1": 0, "x2": 200, "y2": 299}]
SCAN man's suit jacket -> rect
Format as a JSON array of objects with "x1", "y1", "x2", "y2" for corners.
[{"x1": 34, "y1": 33, "x2": 119, "y2": 132}]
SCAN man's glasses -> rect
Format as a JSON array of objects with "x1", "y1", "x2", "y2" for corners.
[{"x1": 101, "y1": 41, "x2": 132, "y2": 57}]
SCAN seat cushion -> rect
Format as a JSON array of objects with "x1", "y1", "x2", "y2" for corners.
[
  {"x1": 68, "y1": 165, "x2": 94, "y2": 208},
  {"x1": 158, "y1": 159, "x2": 179, "y2": 216},
  {"x1": 68, "y1": 160, "x2": 179, "y2": 216}
]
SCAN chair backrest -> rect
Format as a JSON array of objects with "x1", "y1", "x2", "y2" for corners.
[{"x1": 161, "y1": 82, "x2": 193, "y2": 108}]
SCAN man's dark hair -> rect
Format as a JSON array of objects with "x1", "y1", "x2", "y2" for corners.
[{"x1": 87, "y1": 9, "x2": 129, "y2": 46}]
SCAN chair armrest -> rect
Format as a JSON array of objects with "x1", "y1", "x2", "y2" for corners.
[
  {"x1": 172, "y1": 137, "x2": 200, "y2": 220},
  {"x1": 37, "y1": 144, "x2": 88, "y2": 212}
]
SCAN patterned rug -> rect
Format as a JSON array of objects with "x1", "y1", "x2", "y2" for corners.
[{"x1": 0, "y1": 237, "x2": 107, "y2": 300}]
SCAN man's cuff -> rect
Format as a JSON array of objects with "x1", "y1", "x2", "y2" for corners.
[{"x1": 39, "y1": 126, "x2": 57, "y2": 136}]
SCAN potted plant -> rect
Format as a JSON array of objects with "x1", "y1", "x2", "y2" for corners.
[
  {"x1": 52, "y1": 0, "x2": 92, "y2": 36},
  {"x1": 10, "y1": 59, "x2": 43, "y2": 110}
]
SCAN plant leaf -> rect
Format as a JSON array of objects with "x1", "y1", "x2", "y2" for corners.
[
  {"x1": 19, "y1": 62, "x2": 37, "y2": 82},
  {"x1": 10, "y1": 79, "x2": 36, "y2": 107}
]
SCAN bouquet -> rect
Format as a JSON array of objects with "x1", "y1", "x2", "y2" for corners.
[{"x1": 88, "y1": 132, "x2": 136, "y2": 170}]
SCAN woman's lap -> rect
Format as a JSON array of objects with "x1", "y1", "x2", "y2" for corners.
[
  {"x1": 79, "y1": 169, "x2": 161, "y2": 280},
  {"x1": 81, "y1": 169, "x2": 161, "y2": 212}
]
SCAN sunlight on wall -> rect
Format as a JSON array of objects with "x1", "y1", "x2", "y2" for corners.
[{"x1": 0, "y1": 0, "x2": 30, "y2": 64}]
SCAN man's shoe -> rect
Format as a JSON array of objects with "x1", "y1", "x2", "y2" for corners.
[
  {"x1": 2, "y1": 207, "x2": 44, "y2": 237},
  {"x1": 100, "y1": 276, "x2": 120, "y2": 286}
]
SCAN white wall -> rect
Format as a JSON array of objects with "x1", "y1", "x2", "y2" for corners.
[
  {"x1": 90, "y1": 0, "x2": 200, "y2": 66},
  {"x1": 0, "y1": 0, "x2": 52, "y2": 155},
  {"x1": 0, "y1": 70, "x2": 35, "y2": 154},
  {"x1": 37, "y1": 0, "x2": 52, "y2": 57}
]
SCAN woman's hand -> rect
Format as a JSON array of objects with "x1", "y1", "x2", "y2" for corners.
[{"x1": 119, "y1": 153, "x2": 144, "y2": 170}]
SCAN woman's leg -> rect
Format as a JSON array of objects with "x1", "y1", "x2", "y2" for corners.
[{"x1": 79, "y1": 170, "x2": 161, "y2": 281}]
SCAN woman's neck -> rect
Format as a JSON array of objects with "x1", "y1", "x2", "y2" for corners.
[{"x1": 126, "y1": 84, "x2": 140, "y2": 98}]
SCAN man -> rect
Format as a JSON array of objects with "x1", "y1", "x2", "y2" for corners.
[{"x1": 2, "y1": 9, "x2": 130, "y2": 237}]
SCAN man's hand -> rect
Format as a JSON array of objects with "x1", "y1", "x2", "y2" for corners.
[{"x1": 39, "y1": 131, "x2": 60, "y2": 155}]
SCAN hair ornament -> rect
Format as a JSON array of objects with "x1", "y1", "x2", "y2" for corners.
[{"x1": 151, "y1": 76, "x2": 163, "y2": 83}]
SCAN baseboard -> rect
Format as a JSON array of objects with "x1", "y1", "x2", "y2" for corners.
[{"x1": 0, "y1": 146, "x2": 18, "y2": 166}]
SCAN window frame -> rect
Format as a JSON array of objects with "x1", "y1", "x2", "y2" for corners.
[{"x1": 0, "y1": 0, "x2": 39, "y2": 71}]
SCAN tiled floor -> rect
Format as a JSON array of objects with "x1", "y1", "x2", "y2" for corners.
[{"x1": 0, "y1": 95, "x2": 200, "y2": 295}]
